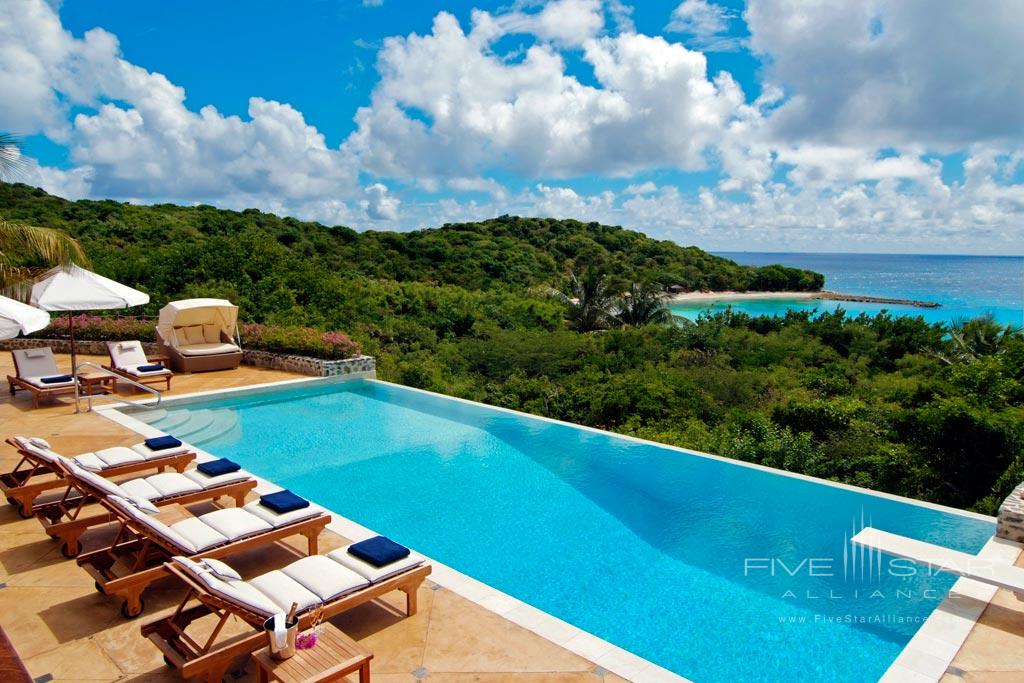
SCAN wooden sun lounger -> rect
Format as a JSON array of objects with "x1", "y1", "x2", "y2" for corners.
[
  {"x1": 2, "y1": 437, "x2": 194, "y2": 518},
  {"x1": 103, "y1": 340, "x2": 173, "y2": 391},
  {"x1": 36, "y1": 460, "x2": 257, "y2": 558},
  {"x1": 6, "y1": 348, "x2": 79, "y2": 408},
  {"x1": 78, "y1": 502, "x2": 330, "y2": 619},
  {"x1": 852, "y1": 527, "x2": 1024, "y2": 595},
  {"x1": 6, "y1": 374, "x2": 78, "y2": 407},
  {"x1": 142, "y1": 560, "x2": 430, "y2": 682}
]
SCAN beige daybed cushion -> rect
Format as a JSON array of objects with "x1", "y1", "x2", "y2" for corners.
[{"x1": 177, "y1": 342, "x2": 241, "y2": 357}]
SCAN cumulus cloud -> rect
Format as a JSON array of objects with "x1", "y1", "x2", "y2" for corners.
[
  {"x1": 345, "y1": 10, "x2": 744, "y2": 181},
  {"x1": 0, "y1": 0, "x2": 361, "y2": 219},
  {"x1": 2, "y1": 0, "x2": 1023, "y2": 251},
  {"x1": 745, "y1": 0, "x2": 1024, "y2": 148},
  {"x1": 665, "y1": 0, "x2": 741, "y2": 51},
  {"x1": 361, "y1": 183, "x2": 400, "y2": 221}
]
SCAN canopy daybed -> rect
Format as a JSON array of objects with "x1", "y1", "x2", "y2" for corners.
[{"x1": 156, "y1": 299, "x2": 243, "y2": 372}]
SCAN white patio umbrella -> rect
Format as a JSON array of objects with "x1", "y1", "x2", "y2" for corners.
[
  {"x1": 0, "y1": 295, "x2": 50, "y2": 340},
  {"x1": 30, "y1": 265, "x2": 149, "y2": 370}
]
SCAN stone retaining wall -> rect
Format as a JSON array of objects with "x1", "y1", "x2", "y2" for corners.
[
  {"x1": 241, "y1": 350, "x2": 375, "y2": 378},
  {"x1": 0, "y1": 338, "x2": 375, "y2": 379},
  {"x1": 0, "y1": 338, "x2": 158, "y2": 355},
  {"x1": 997, "y1": 482, "x2": 1024, "y2": 542}
]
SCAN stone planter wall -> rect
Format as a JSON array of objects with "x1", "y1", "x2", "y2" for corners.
[
  {"x1": 241, "y1": 350, "x2": 375, "y2": 378},
  {"x1": 0, "y1": 338, "x2": 375, "y2": 379},
  {"x1": 997, "y1": 482, "x2": 1024, "y2": 542},
  {"x1": 0, "y1": 338, "x2": 159, "y2": 355}
]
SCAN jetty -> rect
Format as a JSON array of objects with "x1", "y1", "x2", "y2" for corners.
[{"x1": 816, "y1": 291, "x2": 942, "y2": 308}]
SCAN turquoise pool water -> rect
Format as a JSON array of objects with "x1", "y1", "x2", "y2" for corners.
[{"x1": 148, "y1": 380, "x2": 995, "y2": 682}]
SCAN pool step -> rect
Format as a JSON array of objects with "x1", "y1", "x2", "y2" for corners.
[
  {"x1": 186, "y1": 410, "x2": 240, "y2": 445},
  {"x1": 164, "y1": 409, "x2": 214, "y2": 439},
  {"x1": 144, "y1": 409, "x2": 192, "y2": 433}
]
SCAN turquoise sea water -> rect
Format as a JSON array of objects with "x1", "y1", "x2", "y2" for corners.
[
  {"x1": 150, "y1": 380, "x2": 995, "y2": 683},
  {"x1": 671, "y1": 253, "x2": 1023, "y2": 326}
]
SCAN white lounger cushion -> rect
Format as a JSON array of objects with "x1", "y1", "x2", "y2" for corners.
[
  {"x1": 169, "y1": 517, "x2": 230, "y2": 553},
  {"x1": 121, "y1": 363, "x2": 172, "y2": 377},
  {"x1": 71, "y1": 453, "x2": 106, "y2": 471},
  {"x1": 108, "y1": 496, "x2": 209, "y2": 552},
  {"x1": 328, "y1": 546, "x2": 426, "y2": 583},
  {"x1": 22, "y1": 375, "x2": 75, "y2": 388},
  {"x1": 243, "y1": 500, "x2": 324, "y2": 527},
  {"x1": 249, "y1": 571, "x2": 321, "y2": 613},
  {"x1": 117, "y1": 478, "x2": 162, "y2": 500},
  {"x1": 183, "y1": 468, "x2": 250, "y2": 488},
  {"x1": 130, "y1": 442, "x2": 190, "y2": 460},
  {"x1": 109, "y1": 341, "x2": 148, "y2": 367},
  {"x1": 282, "y1": 555, "x2": 369, "y2": 601},
  {"x1": 13, "y1": 349, "x2": 60, "y2": 378},
  {"x1": 143, "y1": 472, "x2": 204, "y2": 497},
  {"x1": 13, "y1": 437, "x2": 63, "y2": 465},
  {"x1": 65, "y1": 460, "x2": 127, "y2": 497},
  {"x1": 196, "y1": 507, "x2": 272, "y2": 541},
  {"x1": 173, "y1": 557, "x2": 281, "y2": 616},
  {"x1": 93, "y1": 446, "x2": 146, "y2": 467},
  {"x1": 177, "y1": 342, "x2": 241, "y2": 357}
]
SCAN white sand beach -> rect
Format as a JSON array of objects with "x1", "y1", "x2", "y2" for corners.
[{"x1": 668, "y1": 290, "x2": 821, "y2": 304}]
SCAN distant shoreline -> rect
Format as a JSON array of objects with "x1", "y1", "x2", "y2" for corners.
[{"x1": 667, "y1": 290, "x2": 942, "y2": 309}]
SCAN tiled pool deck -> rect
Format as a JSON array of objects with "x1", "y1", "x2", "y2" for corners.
[{"x1": 1, "y1": 353, "x2": 1022, "y2": 682}]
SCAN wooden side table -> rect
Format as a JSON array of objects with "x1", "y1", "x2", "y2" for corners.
[
  {"x1": 252, "y1": 623, "x2": 372, "y2": 683},
  {"x1": 76, "y1": 371, "x2": 117, "y2": 396}
]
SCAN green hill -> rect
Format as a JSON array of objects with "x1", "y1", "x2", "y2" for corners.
[{"x1": 0, "y1": 182, "x2": 822, "y2": 321}]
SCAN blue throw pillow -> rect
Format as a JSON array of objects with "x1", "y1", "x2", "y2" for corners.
[
  {"x1": 259, "y1": 490, "x2": 309, "y2": 514},
  {"x1": 40, "y1": 374, "x2": 73, "y2": 384},
  {"x1": 197, "y1": 458, "x2": 241, "y2": 476},
  {"x1": 145, "y1": 435, "x2": 183, "y2": 451},
  {"x1": 348, "y1": 536, "x2": 410, "y2": 567},
  {"x1": 137, "y1": 364, "x2": 165, "y2": 372}
]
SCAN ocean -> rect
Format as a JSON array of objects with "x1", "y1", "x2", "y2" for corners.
[{"x1": 669, "y1": 253, "x2": 1024, "y2": 327}]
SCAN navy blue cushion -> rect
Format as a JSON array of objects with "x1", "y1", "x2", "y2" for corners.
[
  {"x1": 259, "y1": 490, "x2": 309, "y2": 514},
  {"x1": 39, "y1": 374, "x2": 73, "y2": 384},
  {"x1": 197, "y1": 458, "x2": 241, "y2": 476},
  {"x1": 348, "y1": 536, "x2": 410, "y2": 568},
  {"x1": 144, "y1": 435, "x2": 182, "y2": 451},
  {"x1": 137, "y1": 363, "x2": 165, "y2": 372}
]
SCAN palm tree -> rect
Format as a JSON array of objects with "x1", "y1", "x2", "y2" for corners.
[
  {"x1": 614, "y1": 282, "x2": 672, "y2": 327},
  {"x1": 0, "y1": 133, "x2": 88, "y2": 298},
  {"x1": 934, "y1": 314, "x2": 1021, "y2": 364},
  {"x1": 549, "y1": 268, "x2": 616, "y2": 332}
]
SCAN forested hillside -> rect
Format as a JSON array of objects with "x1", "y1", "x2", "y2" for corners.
[{"x1": 2, "y1": 182, "x2": 1021, "y2": 514}]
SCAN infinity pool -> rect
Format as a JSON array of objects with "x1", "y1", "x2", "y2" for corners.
[{"x1": 141, "y1": 380, "x2": 994, "y2": 682}]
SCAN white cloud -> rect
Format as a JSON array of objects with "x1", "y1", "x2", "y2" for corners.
[
  {"x1": 345, "y1": 11, "x2": 744, "y2": 181},
  {"x1": 361, "y1": 183, "x2": 400, "y2": 221},
  {"x1": 3, "y1": 0, "x2": 1023, "y2": 252},
  {"x1": 624, "y1": 181, "x2": 657, "y2": 195},
  {"x1": 0, "y1": 0, "x2": 363, "y2": 220},
  {"x1": 745, "y1": 0, "x2": 1024, "y2": 148},
  {"x1": 497, "y1": 0, "x2": 605, "y2": 47},
  {"x1": 665, "y1": 0, "x2": 741, "y2": 51}
]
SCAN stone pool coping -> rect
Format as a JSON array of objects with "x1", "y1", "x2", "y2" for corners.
[{"x1": 103, "y1": 374, "x2": 1010, "y2": 683}]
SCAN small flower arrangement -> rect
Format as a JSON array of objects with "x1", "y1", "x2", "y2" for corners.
[{"x1": 295, "y1": 631, "x2": 318, "y2": 649}]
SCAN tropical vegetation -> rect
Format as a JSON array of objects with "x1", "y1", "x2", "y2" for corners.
[
  {"x1": 0, "y1": 135, "x2": 88, "y2": 297},
  {"x1": 1, "y1": 181, "x2": 1020, "y2": 515}
]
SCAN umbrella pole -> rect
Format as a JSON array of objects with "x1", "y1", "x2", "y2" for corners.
[{"x1": 68, "y1": 311, "x2": 77, "y2": 373}]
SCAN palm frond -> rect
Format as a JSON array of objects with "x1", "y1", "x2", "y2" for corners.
[
  {"x1": 0, "y1": 218, "x2": 90, "y2": 297},
  {"x1": 0, "y1": 133, "x2": 27, "y2": 181}
]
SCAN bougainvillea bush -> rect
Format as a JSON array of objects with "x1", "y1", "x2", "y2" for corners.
[{"x1": 29, "y1": 316, "x2": 360, "y2": 360}]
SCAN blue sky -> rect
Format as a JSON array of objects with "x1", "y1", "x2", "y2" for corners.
[{"x1": 2, "y1": 0, "x2": 1023, "y2": 254}]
